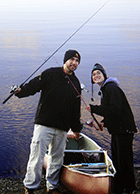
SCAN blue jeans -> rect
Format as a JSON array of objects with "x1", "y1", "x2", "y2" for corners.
[{"x1": 23, "y1": 124, "x2": 67, "y2": 190}]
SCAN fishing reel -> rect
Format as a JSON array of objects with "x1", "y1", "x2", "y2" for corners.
[
  {"x1": 2, "y1": 85, "x2": 19, "y2": 104},
  {"x1": 10, "y1": 85, "x2": 19, "y2": 94},
  {"x1": 86, "y1": 119, "x2": 94, "y2": 127},
  {"x1": 86, "y1": 118, "x2": 103, "y2": 131},
  {"x1": 81, "y1": 83, "x2": 89, "y2": 93}
]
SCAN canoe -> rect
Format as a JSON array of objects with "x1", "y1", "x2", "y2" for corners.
[{"x1": 43, "y1": 132, "x2": 116, "y2": 194}]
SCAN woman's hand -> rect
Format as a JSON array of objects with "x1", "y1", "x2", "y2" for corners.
[{"x1": 86, "y1": 105, "x2": 91, "y2": 112}]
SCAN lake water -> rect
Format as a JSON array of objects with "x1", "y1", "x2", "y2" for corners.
[{"x1": 0, "y1": 0, "x2": 140, "y2": 178}]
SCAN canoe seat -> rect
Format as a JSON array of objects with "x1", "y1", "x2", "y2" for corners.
[
  {"x1": 64, "y1": 150, "x2": 104, "y2": 153},
  {"x1": 63, "y1": 150, "x2": 105, "y2": 166},
  {"x1": 67, "y1": 163, "x2": 107, "y2": 169},
  {"x1": 65, "y1": 163, "x2": 107, "y2": 174}
]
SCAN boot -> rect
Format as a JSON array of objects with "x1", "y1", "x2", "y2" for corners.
[
  {"x1": 24, "y1": 187, "x2": 34, "y2": 194},
  {"x1": 46, "y1": 188, "x2": 62, "y2": 194}
]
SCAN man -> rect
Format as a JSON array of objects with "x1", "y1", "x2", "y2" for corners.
[{"x1": 15, "y1": 50, "x2": 82, "y2": 194}]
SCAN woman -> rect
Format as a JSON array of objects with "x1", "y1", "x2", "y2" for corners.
[{"x1": 87, "y1": 63, "x2": 137, "y2": 194}]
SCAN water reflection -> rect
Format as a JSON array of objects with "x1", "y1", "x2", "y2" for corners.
[{"x1": 0, "y1": 0, "x2": 140, "y2": 178}]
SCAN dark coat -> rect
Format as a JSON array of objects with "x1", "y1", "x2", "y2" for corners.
[
  {"x1": 16, "y1": 67, "x2": 82, "y2": 132},
  {"x1": 90, "y1": 78, "x2": 137, "y2": 134}
]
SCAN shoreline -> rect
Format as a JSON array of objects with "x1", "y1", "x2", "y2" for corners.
[{"x1": 0, "y1": 166, "x2": 140, "y2": 194}]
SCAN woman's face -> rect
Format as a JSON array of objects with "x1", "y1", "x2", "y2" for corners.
[{"x1": 92, "y1": 70, "x2": 105, "y2": 86}]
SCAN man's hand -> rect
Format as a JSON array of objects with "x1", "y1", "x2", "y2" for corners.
[
  {"x1": 67, "y1": 130, "x2": 80, "y2": 140},
  {"x1": 10, "y1": 85, "x2": 21, "y2": 94},
  {"x1": 73, "y1": 132, "x2": 80, "y2": 140},
  {"x1": 14, "y1": 88, "x2": 21, "y2": 94}
]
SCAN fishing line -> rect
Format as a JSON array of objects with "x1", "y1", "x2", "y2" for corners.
[
  {"x1": 46, "y1": 49, "x2": 103, "y2": 131},
  {"x1": 22, "y1": 0, "x2": 110, "y2": 85},
  {"x1": 44, "y1": 47, "x2": 87, "y2": 105},
  {"x1": 3, "y1": 0, "x2": 110, "y2": 104}
]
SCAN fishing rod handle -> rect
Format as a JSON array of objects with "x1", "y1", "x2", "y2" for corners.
[
  {"x1": 97, "y1": 123, "x2": 103, "y2": 131},
  {"x1": 2, "y1": 85, "x2": 20, "y2": 104},
  {"x1": 2, "y1": 93, "x2": 14, "y2": 104},
  {"x1": 91, "y1": 113, "x2": 103, "y2": 131}
]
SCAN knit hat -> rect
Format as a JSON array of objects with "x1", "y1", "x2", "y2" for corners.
[
  {"x1": 63, "y1": 50, "x2": 81, "y2": 64},
  {"x1": 91, "y1": 63, "x2": 107, "y2": 101},
  {"x1": 91, "y1": 63, "x2": 107, "y2": 84}
]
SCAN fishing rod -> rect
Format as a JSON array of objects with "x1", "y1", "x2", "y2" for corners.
[{"x1": 2, "y1": 0, "x2": 110, "y2": 105}]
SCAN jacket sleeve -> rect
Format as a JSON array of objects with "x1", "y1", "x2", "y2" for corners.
[
  {"x1": 90, "y1": 83, "x2": 122, "y2": 117},
  {"x1": 15, "y1": 75, "x2": 42, "y2": 98},
  {"x1": 71, "y1": 82, "x2": 83, "y2": 132},
  {"x1": 71, "y1": 101, "x2": 83, "y2": 132}
]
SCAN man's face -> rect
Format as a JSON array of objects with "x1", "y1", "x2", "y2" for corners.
[{"x1": 64, "y1": 57, "x2": 79, "y2": 74}]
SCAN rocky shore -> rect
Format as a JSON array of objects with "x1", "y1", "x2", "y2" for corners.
[
  {"x1": 0, "y1": 166, "x2": 140, "y2": 194},
  {"x1": 0, "y1": 175, "x2": 46, "y2": 194}
]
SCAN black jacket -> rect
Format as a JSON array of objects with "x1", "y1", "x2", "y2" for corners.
[
  {"x1": 16, "y1": 67, "x2": 82, "y2": 132},
  {"x1": 90, "y1": 78, "x2": 137, "y2": 134}
]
